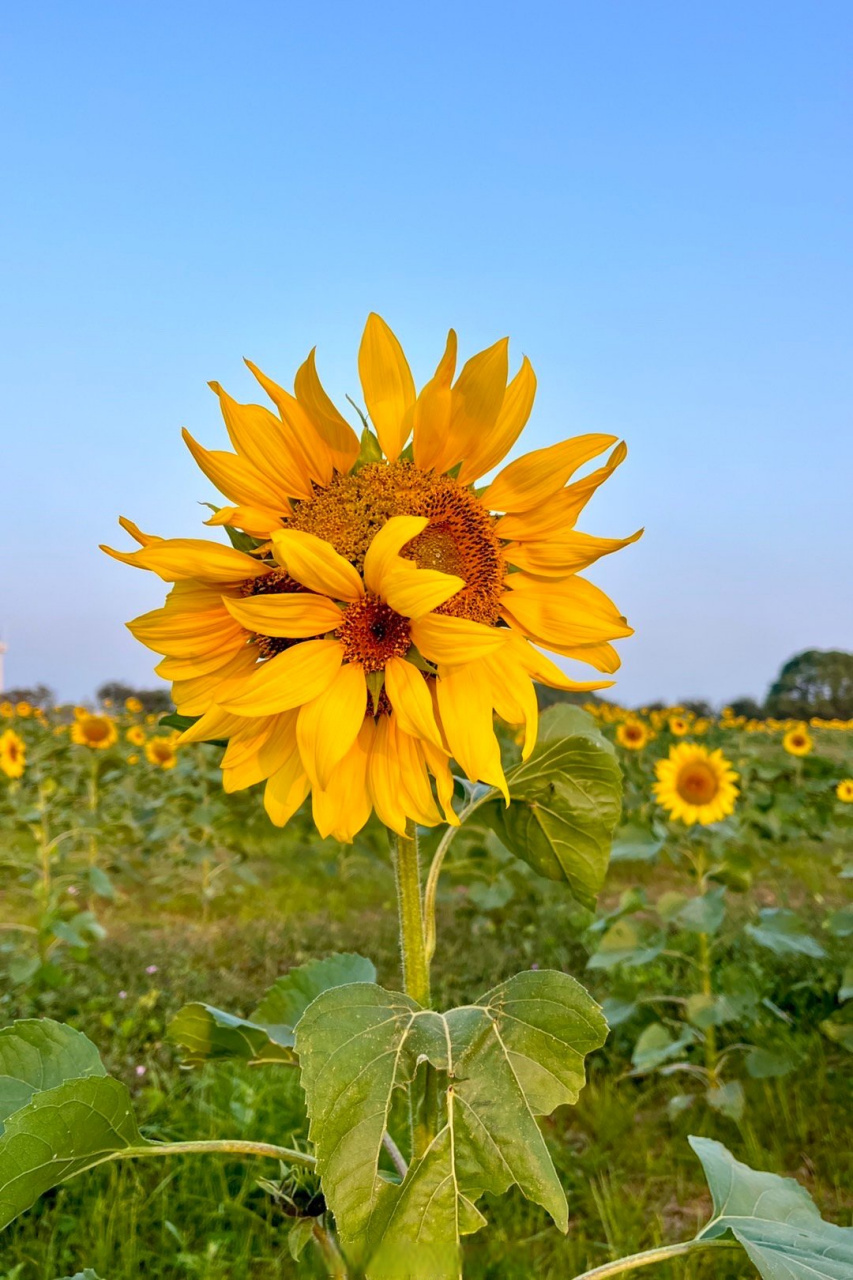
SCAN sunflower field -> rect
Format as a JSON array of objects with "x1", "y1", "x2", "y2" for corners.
[{"x1": 0, "y1": 319, "x2": 851, "y2": 1280}]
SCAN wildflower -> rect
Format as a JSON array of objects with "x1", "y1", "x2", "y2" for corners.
[
  {"x1": 135, "y1": 1065, "x2": 147, "y2": 1077},
  {"x1": 104, "y1": 315, "x2": 638, "y2": 839},
  {"x1": 71, "y1": 714, "x2": 118, "y2": 750},
  {"x1": 118, "y1": 990, "x2": 128, "y2": 999},
  {"x1": 146, "y1": 964, "x2": 159, "y2": 974},
  {"x1": 783, "y1": 727, "x2": 812, "y2": 757},
  {"x1": 616, "y1": 720, "x2": 649, "y2": 750},
  {"x1": 653, "y1": 742, "x2": 739, "y2": 826},
  {"x1": 0, "y1": 729, "x2": 26, "y2": 779}
]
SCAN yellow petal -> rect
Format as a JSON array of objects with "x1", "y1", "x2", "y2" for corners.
[
  {"x1": 482, "y1": 434, "x2": 618, "y2": 514},
  {"x1": 312, "y1": 720, "x2": 374, "y2": 842},
  {"x1": 435, "y1": 662, "x2": 507, "y2": 800},
  {"x1": 507, "y1": 633, "x2": 615, "y2": 691},
  {"x1": 383, "y1": 567, "x2": 464, "y2": 621},
  {"x1": 437, "y1": 337, "x2": 509, "y2": 474},
  {"x1": 171, "y1": 647, "x2": 260, "y2": 716},
  {"x1": 223, "y1": 710, "x2": 302, "y2": 792},
  {"x1": 409, "y1": 615, "x2": 509, "y2": 665},
  {"x1": 531, "y1": 639, "x2": 622, "y2": 674},
  {"x1": 128, "y1": 601, "x2": 243, "y2": 658},
  {"x1": 244, "y1": 359, "x2": 335, "y2": 487},
  {"x1": 501, "y1": 574, "x2": 633, "y2": 647},
  {"x1": 366, "y1": 714, "x2": 408, "y2": 835},
  {"x1": 421, "y1": 739, "x2": 459, "y2": 826},
  {"x1": 363, "y1": 515, "x2": 427, "y2": 594},
  {"x1": 219, "y1": 639, "x2": 343, "y2": 716},
  {"x1": 412, "y1": 330, "x2": 457, "y2": 471},
  {"x1": 395, "y1": 726, "x2": 442, "y2": 827},
  {"x1": 204, "y1": 505, "x2": 285, "y2": 537},
  {"x1": 505, "y1": 528, "x2": 643, "y2": 578},
  {"x1": 271, "y1": 529, "x2": 364, "y2": 602},
  {"x1": 118, "y1": 517, "x2": 162, "y2": 547},
  {"x1": 293, "y1": 348, "x2": 360, "y2": 474},
  {"x1": 182, "y1": 429, "x2": 292, "y2": 512},
  {"x1": 208, "y1": 382, "x2": 315, "y2": 500},
  {"x1": 102, "y1": 537, "x2": 265, "y2": 584},
  {"x1": 458, "y1": 355, "x2": 536, "y2": 485},
  {"x1": 264, "y1": 748, "x2": 311, "y2": 827},
  {"x1": 358, "y1": 313, "x2": 416, "y2": 462},
  {"x1": 224, "y1": 592, "x2": 342, "y2": 638},
  {"x1": 157, "y1": 647, "x2": 248, "y2": 680},
  {"x1": 384, "y1": 656, "x2": 444, "y2": 750},
  {"x1": 495, "y1": 442, "x2": 628, "y2": 540},
  {"x1": 297, "y1": 662, "x2": 367, "y2": 789},
  {"x1": 178, "y1": 705, "x2": 246, "y2": 744},
  {"x1": 482, "y1": 650, "x2": 539, "y2": 760}
]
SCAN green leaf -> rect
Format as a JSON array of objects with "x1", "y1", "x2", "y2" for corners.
[
  {"x1": 587, "y1": 918, "x2": 664, "y2": 970},
  {"x1": 296, "y1": 970, "x2": 607, "y2": 1278},
  {"x1": 288, "y1": 1217, "x2": 317, "y2": 1261},
  {"x1": 537, "y1": 704, "x2": 615, "y2": 754},
  {"x1": 746, "y1": 1047, "x2": 798, "y2": 1079},
  {"x1": 674, "y1": 888, "x2": 727, "y2": 935},
  {"x1": 55, "y1": 1271, "x2": 103, "y2": 1279},
  {"x1": 691, "y1": 1135, "x2": 853, "y2": 1278},
  {"x1": 839, "y1": 964, "x2": 853, "y2": 1002},
  {"x1": 826, "y1": 905, "x2": 853, "y2": 938},
  {"x1": 0, "y1": 1020, "x2": 106, "y2": 1127},
  {"x1": 610, "y1": 823, "x2": 663, "y2": 863},
  {"x1": 705, "y1": 1080, "x2": 745, "y2": 1120},
  {"x1": 630, "y1": 1022, "x2": 696, "y2": 1073},
  {"x1": 0, "y1": 1077, "x2": 148, "y2": 1230},
  {"x1": 685, "y1": 992, "x2": 754, "y2": 1029},
  {"x1": 168, "y1": 953, "x2": 375, "y2": 1066},
  {"x1": 159, "y1": 712, "x2": 196, "y2": 733},
  {"x1": 481, "y1": 735, "x2": 622, "y2": 907},
  {"x1": 746, "y1": 909, "x2": 826, "y2": 958},
  {"x1": 353, "y1": 425, "x2": 384, "y2": 471}
]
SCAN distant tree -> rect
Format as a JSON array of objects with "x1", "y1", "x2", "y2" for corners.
[
  {"x1": 682, "y1": 699, "x2": 714, "y2": 718},
  {"x1": 764, "y1": 650, "x2": 853, "y2": 721},
  {"x1": 96, "y1": 681, "x2": 172, "y2": 714},
  {"x1": 4, "y1": 684, "x2": 54, "y2": 708},
  {"x1": 729, "y1": 696, "x2": 764, "y2": 719}
]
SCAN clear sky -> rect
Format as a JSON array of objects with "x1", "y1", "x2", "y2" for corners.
[{"x1": 1, "y1": 1, "x2": 850, "y2": 708}]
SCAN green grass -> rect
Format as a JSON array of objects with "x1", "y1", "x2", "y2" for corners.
[{"x1": 1, "y1": 824, "x2": 851, "y2": 1280}]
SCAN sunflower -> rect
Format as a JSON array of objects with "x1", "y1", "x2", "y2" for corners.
[
  {"x1": 125, "y1": 696, "x2": 144, "y2": 714},
  {"x1": 103, "y1": 315, "x2": 639, "y2": 838},
  {"x1": 836, "y1": 779, "x2": 853, "y2": 803},
  {"x1": 782, "y1": 727, "x2": 812, "y2": 757},
  {"x1": 0, "y1": 701, "x2": 13, "y2": 718},
  {"x1": 668, "y1": 715, "x2": 689, "y2": 736},
  {"x1": 15, "y1": 701, "x2": 32, "y2": 718},
  {"x1": 126, "y1": 724, "x2": 146, "y2": 745},
  {"x1": 71, "y1": 714, "x2": 118, "y2": 750},
  {"x1": 616, "y1": 720, "x2": 649, "y2": 750},
  {"x1": 145, "y1": 736, "x2": 179, "y2": 769},
  {"x1": 653, "y1": 742, "x2": 739, "y2": 826},
  {"x1": 0, "y1": 729, "x2": 26, "y2": 779}
]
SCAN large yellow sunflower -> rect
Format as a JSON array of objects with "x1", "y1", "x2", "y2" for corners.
[
  {"x1": 0, "y1": 729, "x2": 26, "y2": 779},
  {"x1": 103, "y1": 315, "x2": 639, "y2": 839},
  {"x1": 653, "y1": 743, "x2": 739, "y2": 826}
]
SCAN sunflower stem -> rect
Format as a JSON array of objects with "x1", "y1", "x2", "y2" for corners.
[
  {"x1": 392, "y1": 821, "x2": 431, "y2": 1009},
  {"x1": 569, "y1": 1238, "x2": 740, "y2": 1279}
]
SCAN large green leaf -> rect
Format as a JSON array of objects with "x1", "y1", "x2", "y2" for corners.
[
  {"x1": 691, "y1": 1136, "x2": 853, "y2": 1279},
  {"x1": 746, "y1": 909, "x2": 826, "y2": 959},
  {"x1": 0, "y1": 1020, "x2": 106, "y2": 1128},
  {"x1": 537, "y1": 703, "x2": 615, "y2": 753},
  {"x1": 0, "y1": 1077, "x2": 148, "y2": 1230},
  {"x1": 169, "y1": 952, "x2": 375, "y2": 1066},
  {"x1": 481, "y1": 735, "x2": 622, "y2": 907},
  {"x1": 296, "y1": 970, "x2": 607, "y2": 1278}
]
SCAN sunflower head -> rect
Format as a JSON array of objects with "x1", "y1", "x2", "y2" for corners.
[
  {"x1": 103, "y1": 315, "x2": 639, "y2": 840},
  {"x1": 0, "y1": 701, "x2": 13, "y2": 718},
  {"x1": 125, "y1": 696, "x2": 144, "y2": 714},
  {"x1": 126, "y1": 725, "x2": 146, "y2": 746},
  {"x1": 653, "y1": 742, "x2": 739, "y2": 826},
  {"x1": 783, "y1": 727, "x2": 812, "y2": 757},
  {"x1": 668, "y1": 715, "x2": 689, "y2": 736},
  {"x1": 616, "y1": 720, "x2": 649, "y2": 750},
  {"x1": 0, "y1": 729, "x2": 26, "y2": 779},
  {"x1": 71, "y1": 714, "x2": 118, "y2": 751},
  {"x1": 15, "y1": 701, "x2": 32, "y2": 718},
  {"x1": 145, "y1": 736, "x2": 179, "y2": 769},
  {"x1": 836, "y1": 779, "x2": 853, "y2": 803}
]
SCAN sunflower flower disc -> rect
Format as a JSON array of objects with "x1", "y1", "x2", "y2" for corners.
[{"x1": 103, "y1": 315, "x2": 639, "y2": 839}]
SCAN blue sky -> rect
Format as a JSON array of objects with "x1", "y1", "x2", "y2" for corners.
[{"x1": 1, "y1": 1, "x2": 850, "y2": 707}]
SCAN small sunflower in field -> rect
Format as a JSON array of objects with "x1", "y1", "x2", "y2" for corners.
[
  {"x1": 127, "y1": 753, "x2": 140, "y2": 765},
  {"x1": 0, "y1": 729, "x2": 26, "y2": 779},
  {"x1": 125, "y1": 696, "x2": 144, "y2": 714},
  {"x1": 145, "y1": 736, "x2": 179, "y2": 769},
  {"x1": 0, "y1": 701, "x2": 13, "y2": 718},
  {"x1": 16, "y1": 702, "x2": 32, "y2": 718},
  {"x1": 783, "y1": 726, "x2": 812, "y2": 757},
  {"x1": 71, "y1": 713, "x2": 118, "y2": 750},
  {"x1": 126, "y1": 725, "x2": 146, "y2": 746},
  {"x1": 104, "y1": 315, "x2": 639, "y2": 838},
  {"x1": 616, "y1": 720, "x2": 649, "y2": 750},
  {"x1": 654, "y1": 742, "x2": 738, "y2": 826},
  {"x1": 836, "y1": 779, "x2": 853, "y2": 803},
  {"x1": 668, "y1": 715, "x2": 689, "y2": 736}
]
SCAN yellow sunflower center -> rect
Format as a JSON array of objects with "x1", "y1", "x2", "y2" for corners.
[
  {"x1": 336, "y1": 593, "x2": 411, "y2": 673},
  {"x1": 675, "y1": 761, "x2": 719, "y2": 806},
  {"x1": 286, "y1": 461, "x2": 506, "y2": 623}
]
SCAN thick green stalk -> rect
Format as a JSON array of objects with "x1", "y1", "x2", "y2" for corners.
[
  {"x1": 570, "y1": 1238, "x2": 740, "y2": 1278},
  {"x1": 393, "y1": 821, "x2": 430, "y2": 1008}
]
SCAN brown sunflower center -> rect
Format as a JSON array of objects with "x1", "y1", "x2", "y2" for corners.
[
  {"x1": 624, "y1": 725, "x2": 643, "y2": 741},
  {"x1": 336, "y1": 594, "x2": 411, "y2": 673},
  {"x1": 675, "y1": 762, "x2": 719, "y2": 806},
  {"x1": 285, "y1": 460, "x2": 505, "y2": 624},
  {"x1": 7, "y1": 743, "x2": 19, "y2": 761},
  {"x1": 83, "y1": 718, "x2": 111, "y2": 743},
  {"x1": 152, "y1": 741, "x2": 174, "y2": 762}
]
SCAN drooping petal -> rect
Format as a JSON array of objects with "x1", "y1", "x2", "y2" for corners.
[
  {"x1": 264, "y1": 744, "x2": 311, "y2": 827},
  {"x1": 505, "y1": 528, "x2": 643, "y2": 578},
  {"x1": 507, "y1": 632, "x2": 615, "y2": 690},
  {"x1": 102, "y1": 537, "x2": 265, "y2": 584},
  {"x1": 271, "y1": 529, "x2": 364, "y2": 602},
  {"x1": 208, "y1": 382, "x2": 315, "y2": 500},
  {"x1": 435, "y1": 662, "x2": 508, "y2": 801},
  {"x1": 118, "y1": 517, "x2": 162, "y2": 546},
  {"x1": 481, "y1": 649, "x2": 539, "y2": 760},
  {"x1": 224, "y1": 592, "x2": 343, "y2": 638},
  {"x1": 204, "y1": 505, "x2": 285, "y2": 537},
  {"x1": 223, "y1": 710, "x2": 302, "y2": 792},
  {"x1": 219, "y1": 639, "x2": 344, "y2": 716},
  {"x1": 384, "y1": 656, "x2": 444, "y2": 750},
  {"x1": 409, "y1": 614, "x2": 509, "y2": 665},
  {"x1": 358, "y1": 313, "x2": 416, "y2": 462},
  {"x1": 293, "y1": 348, "x2": 360, "y2": 474},
  {"x1": 366, "y1": 714, "x2": 409, "y2": 835},
  {"x1": 395, "y1": 726, "x2": 443, "y2": 826},
  {"x1": 182, "y1": 429, "x2": 292, "y2": 512},
  {"x1": 312, "y1": 720, "x2": 374, "y2": 842},
  {"x1": 412, "y1": 330, "x2": 457, "y2": 471},
  {"x1": 482, "y1": 434, "x2": 618, "y2": 514},
  {"x1": 171, "y1": 646, "x2": 260, "y2": 716},
  {"x1": 296, "y1": 662, "x2": 367, "y2": 789},
  {"x1": 495, "y1": 442, "x2": 628, "y2": 540},
  {"x1": 421, "y1": 739, "x2": 460, "y2": 826},
  {"x1": 457, "y1": 355, "x2": 536, "y2": 485},
  {"x1": 500, "y1": 574, "x2": 633, "y2": 648},
  {"x1": 363, "y1": 515, "x2": 428, "y2": 594}
]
